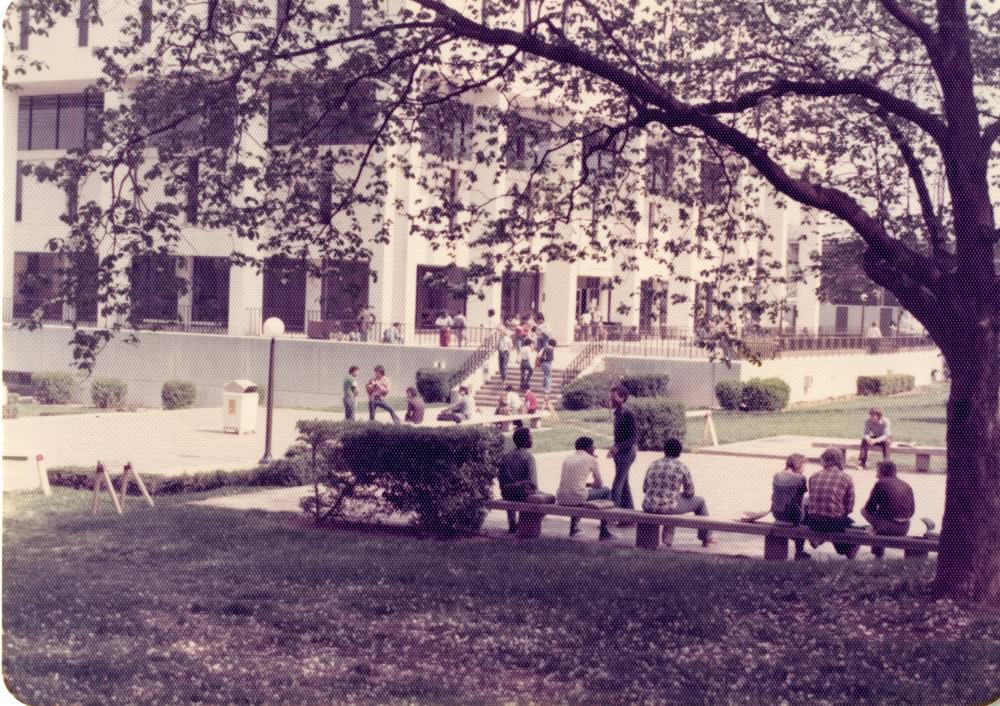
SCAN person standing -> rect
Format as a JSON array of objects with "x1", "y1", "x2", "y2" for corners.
[
  {"x1": 538, "y1": 338, "x2": 556, "y2": 395},
  {"x1": 556, "y1": 437, "x2": 614, "y2": 540},
  {"x1": 435, "y1": 311, "x2": 453, "y2": 347},
  {"x1": 404, "y1": 387, "x2": 425, "y2": 424},
  {"x1": 497, "y1": 327, "x2": 512, "y2": 383},
  {"x1": 641, "y1": 437, "x2": 714, "y2": 546},
  {"x1": 535, "y1": 314, "x2": 549, "y2": 351},
  {"x1": 861, "y1": 461, "x2": 915, "y2": 558},
  {"x1": 804, "y1": 448, "x2": 859, "y2": 559},
  {"x1": 452, "y1": 311, "x2": 467, "y2": 347},
  {"x1": 519, "y1": 337, "x2": 534, "y2": 390},
  {"x1": 859, "y1": 407, "x2": 892, "y2": 469},
  {"x1": 607, "y1": 385, "x2": 636, "y2": 510},
  {"x1": 497, "y1": 427, "x2": 538, "y2": 533},
  {"x1": 343, "y1": 365, "x2": 360, "y2": 420},
  {"x1": 366, "y1": 365, "x2": 400, "y2": 424}
]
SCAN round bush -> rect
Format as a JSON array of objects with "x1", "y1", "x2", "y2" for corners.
[
  {"x1": 161, "y1": 379, "x2": 197, "y2": 410},
  {"x1": 620, "y1": 374, "x2": 669, "y2": 398},
  {"x1": 91, "y1": 377, "x2": 128, "y2": 409},
  {"x1": 740, "y1": 378, "x2": 791, "y2": 411},
  {"x1": 628, "y1": 398, "x2": 687, "y2": 451},
  {"x1": 32, "y1": 371, "x2": 78, "y2": 404},
  {"x1": 416, "y1": 368, "x2": 455, "y2": 403},
  {"x1": 561, "y1": 372, "x2": 616, "y2": 410},
  {"x1": 714, "y1": 380, "x2": 745, "y2": 410}
]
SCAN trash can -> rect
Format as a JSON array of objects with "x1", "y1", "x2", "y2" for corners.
[{"x1": 223, "y1": 380, "x2": 258, "y2": 434}]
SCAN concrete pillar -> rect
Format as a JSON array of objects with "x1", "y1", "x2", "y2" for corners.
[{"x1": 539, "y1": 260, "x2": 578, "y2": 344}]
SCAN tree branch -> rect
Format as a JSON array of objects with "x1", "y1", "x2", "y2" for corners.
[{"x1": 876, "y1": 0, "x2": 940, "y2": 55}]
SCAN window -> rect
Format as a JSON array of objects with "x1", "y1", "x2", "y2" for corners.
[
  {"x1": 419, "y1": 101, "x2": 474, "y2": 161},
  {"x1": 506, "y1": 115, "x2": 551, "y2": 170},
  {"x1": 320, "y1": 261, "x2": 369, "y2": 321},
  {"x1": 268, "y1": 81, "x2": 378, "y2": 146},
  {"x1": 414, "y1": 265, "x2": 467, "y2": 328},
  {"x1": 129, "y1": 253, "x2": 180, "y2": 321},
  {"x1": 647, "y1": 146, "x2": 674, "y2": 197},
  {"x1": 17, "y1": 92, "x2": 103, "y2": 151},
  {"x1": 15, "y1": 162, "x2": 24, "y2": 222},
  {"x1": 19, "y1": 3, "x2": 29, "y2": 50},
  {"x1": 786, "y1": 242, "x2": 801, "y2": 298},
  {"x1": 317, "y1": 174, "x2": 333, "y2": 224},
  {"x1": 191, "y1": 257, "x2": 230, "y2": 324},
  {"x1": 700, "y1": 159, "x2": 725, "y2": 204},
  {"x1": 13, "y1": 252, "x2": 64, "y2": 320},
  {"x1": 139, "y1": 0, "x2": 152, "y2": 43},
  {"x1": 185, "y1": 157, "x2": 199, "y2": 224},
  {"x1": 135, "y1": 79, "x2": 236, "y2": 150},
  {"x1": 581, "y1": 130, "x2": 618, "y2": 180},
  {"x1": 348, "y1": 0, "x2": 364, "y2": 29}
]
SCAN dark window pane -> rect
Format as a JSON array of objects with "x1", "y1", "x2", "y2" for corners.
[
  {"x1": 186, "y1": 157, "x2": 199, "y2": 224},
  {"x1": 18, "y1": 98, "x2": 31, "y2": 150},
  {"x1": 192, "y1": 257, "x2": 229, "y2": 324},
  {"x1": 19, "y1": 5, "x2": 29, "y2": 50},
  {"x1": 348, "y1": 0, "x2": 363, "y2": 29},
  {"x1": 59, "y1": 94, "x2": 87, "y2": 150},
  {"x1": 276, "y1": 0, "x2": 290, "y2": 26},
  {"x1": 268, "y1": 81, "x2": 376, "y2": 146},
  {"x1": 30, "y1": 96, "x2": 59, "y2": 150},
  {"x1": 129, "y1": 253, "x2": 179, "y2": 321},
  {"x1": 320, "y1": 261, "x2": 368, "y2": 321}
]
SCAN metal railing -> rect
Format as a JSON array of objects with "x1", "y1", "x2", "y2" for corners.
[
  {"x1": 303, "y1": 311, "x2": 499, "y2": 348},
  {"x1": 561, "y1": 339, "x2": 605, "y2": 387},
  {"x1": 574, "y1": 323, "x2": 691, "y2": 342},
  {"x1": 448, "y1": 329, "x2": 502, "y2": 389},
  {"x1": 2, "y1": 296, "x2": 98, "y2": 326},
  {"x1": 131, "y1": 305, "x2": 228, "y2": 335}
]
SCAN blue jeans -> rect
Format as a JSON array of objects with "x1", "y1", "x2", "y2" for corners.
[
  {"x1": 540, "y1": 362, "x2": 552, "y2": 393},
  {"x1": 498, "y1": 351, "x2": 509, "y2": 382},
  {"x1": 611, "y1": 447, "x2": 636, "y2": 510},
  {"x1": 569, "y1": 486, "x2": 612, "y2": 536},
  {"x1": 344, "y1": 396, "x2": 356, "y2": 420},
  {"x1": 520, "y1": 361, "x2": 533, "y2": 389},
  {"x1": 369, "y1": 399, "x2": 400, "y2": 424},
  {"x1": 661, "y1": 495, "x2": 712, "y2": 541}
]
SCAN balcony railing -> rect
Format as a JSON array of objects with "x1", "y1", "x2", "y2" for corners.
[{"x1": 3, "y1": 296, "x2": 98, "y2": 326}]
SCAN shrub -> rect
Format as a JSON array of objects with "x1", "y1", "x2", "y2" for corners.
[
  {"x1": 31, "y1": 371, "x2": 77, "y2": 404},
  {"x1": 338, "y1": 425, "x2": 503, "y2": 535},
  {"x1": 562, "y1": 372, "x2": 616, "y2": 410},
  {"x1": 415, "y1": 368, "x2": 456, "y2": 403},
  {"x1": 628, "y1": 399, "x2": 687, "y2": 451},
  {"x1": 620, "y1": 374, "x2": 669, "y2": 398},
  {"x1": 740, "y1": 378, "x2": 791, "y2": 411},
  {"x1": 857, "y1": 374, "x2": 916, "y2": 396},
  {"x1": 161, "y1": 379, "x2": 197, "y2": 410},
  {"x1": 714, "y1": 380, "x2": 745, "y2": 410},
  {"x1": 91, "y1": 378, "x2": 128, "y2": 409}
]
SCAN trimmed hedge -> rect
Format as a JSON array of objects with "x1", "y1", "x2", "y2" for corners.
[
  {"x1": 415, "y1": 368, "x2": 456, "y2": 403},
  {"x1": 741, "y1": 378, "x2": 791, "y2": 411},
  {"x1": 857, "y1": 374, "x2": 916, "y2": 396},
  {"x1": 715, "y1": 380, "x2": 744, "y2": 410},
  {"x1": 91, "y1": 378, "x2": 128, "y2": 409},
  {"x1": 32, "y1": 371, "x2": 77, "y2": 404},
  {"x1": 562, "y1": 372, "x2": 616, "y2": 410},
  {"x1": 620, "y1": 374, "x2": 669, "y2": 398},
  {"x1": 162, "y1": 379, "x2": 197, "y2": 410},
  {"x1": 628, "y1": 399, "x2": 687, "y2": 451},
  {"x1": 338, "y1": 424, "x2": 503, "y2": 535}
]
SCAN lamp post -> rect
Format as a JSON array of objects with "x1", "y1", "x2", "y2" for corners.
[
  {"x1": 859, "y1": 292, "x2": 869, "y2": 336},
  {"x1": 260, "y1": 316, "x2": 285, "y2": 464}
]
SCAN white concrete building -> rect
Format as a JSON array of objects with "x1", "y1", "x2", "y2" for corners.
[{"x1": 3, "y1": 0, "x2": 822, "y2": 353}]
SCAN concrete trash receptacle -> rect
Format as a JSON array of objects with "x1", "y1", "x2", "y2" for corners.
[{"x1": 223, "y1": 380, "x2": 258, "y2": 434}]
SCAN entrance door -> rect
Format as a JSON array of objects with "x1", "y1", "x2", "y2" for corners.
[
  {"x1": 263, "y1": 256, "x2": 307, "y2": 332},
  {"x1": 879, "y1": 307, "x2": 895, "y2": 335},
  {"x1": 834, "y1": 305, "x2": 849, "y2": 333},
  {"x1": 501, "y1": 271, "x2": 540, "y2": 321},
  {"x1": 414, "y1": 264, "x2": 467, "y2": 329}
]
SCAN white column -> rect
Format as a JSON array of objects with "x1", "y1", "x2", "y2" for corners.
[
  {"x1": 3, "y1": 86, "x2": 17, "y2": 305},
  {"x1": 539, "y1": 260, "x2": 578, "y2": 344},
  {"x1": 228, "y1": 101, "x2": 267, "y2": 336},
  {"x1": 465, "y1": 278, "x2": 502, "y2": 329}
]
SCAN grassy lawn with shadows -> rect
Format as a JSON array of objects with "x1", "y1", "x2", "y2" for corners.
[{"x1": 3, "y1": 485, "x2": 998, "y2": 706}]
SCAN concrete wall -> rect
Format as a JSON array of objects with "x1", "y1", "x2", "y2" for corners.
[
  {"x1": 603, "y1": 357, "x2": 741, "y2": 408},
  {"x1": 3, "y1": 325, "x2": 472, "y2": 409}
]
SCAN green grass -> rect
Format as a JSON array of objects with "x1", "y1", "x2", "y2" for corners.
[
  {"x1": 3, "y1": 488, "x2": 999, "y2": 705},
  {"x1": 528, "y1": 385, "x2": 949, "y2": 455}
]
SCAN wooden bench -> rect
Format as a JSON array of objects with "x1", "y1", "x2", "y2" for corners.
[
  {"x1": 426, "y1": 412, "x2": 548, "y2": 432},
  {"x1": 811, "y1": 441, "x2": 946, "y2": 472},
  {"x1": 484, "y1": 499, "x2": 939, "y2": 560}
]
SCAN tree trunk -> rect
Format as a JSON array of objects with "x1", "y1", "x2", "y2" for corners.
[{"x1": 933, "y1": 328, "x2": 1000, "y2": 603}]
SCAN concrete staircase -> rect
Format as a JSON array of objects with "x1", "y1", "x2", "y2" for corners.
[{"x1": 473, "y1": 367, "x2": 566, "y2": 409}]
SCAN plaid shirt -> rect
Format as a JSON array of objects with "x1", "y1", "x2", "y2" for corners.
[
  {"x1": 642, "y1": 457, "x2": 695, "y2": 513},
  {"x1": 807, "y1": 468, "x2": 854, "y2": 518}
]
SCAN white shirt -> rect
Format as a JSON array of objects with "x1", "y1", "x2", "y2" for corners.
[
  {"x1": 497, "y1": 334, "x2": 512, "y2": 352},
  {"x1": 865, "y1": 325, "x2": 882, "y2": 340},
  {"x1": 519, "y1": 346, "x2": 533, "y2": 363},
  {"x1": 505, "y1": 391, "x2": 523, "y2": 412},
  {"x1": 556, "y1": 451, "x2": 599, "y2": 506},
  {"x1": 435, "y1": 315, "x2": 453, "y2": 328}
]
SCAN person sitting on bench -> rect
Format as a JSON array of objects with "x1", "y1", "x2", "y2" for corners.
[
  {"x1": 859, "y1": 407, "x2": 892, "y2": 469},
  {"x1": 641, "y1": 437, "x2": 714, "y2": 547},
  {"x1": 772, "y1": 453, "x2": 810, "y2": 559},
  {"x1": 404, "y1": 387, "x2": 425, "y2": 424},
  {"x1": 804, "y1": 448, "x2": 859, "y2": 559},
  {"x1": 861, "y1": 461, "x2": 915, "y2": 558},
  {"x1": 497, "y1": 427, "x2": 538, "y2": 533},
  {"x1": 555, "y1": 437, "x2": 614, "y2": 540},
  {"x1": 437, "y1": 386, "x2": 475, "y2": 423}
]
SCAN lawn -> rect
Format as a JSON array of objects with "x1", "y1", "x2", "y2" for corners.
[
  {"x1": 528, "y1": 385, "x2": 949, "y2": 454},
  {"x1": 4, "y1": 487, "x2": 999, "y2": 706}
]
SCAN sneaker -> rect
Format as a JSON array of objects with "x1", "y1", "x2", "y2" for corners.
[
  {"x1": 508, "y1": 525, "x2": 518, "y2": 534},
  {"x1": 857, "y1": 463, "x2": 867, "y2": 470},
  {"x1": 794, "y1": 551, "x2": 811, "y2": 560},
  {"x1": 569, "y1": 525, "x2": 581, "y2": 537}
]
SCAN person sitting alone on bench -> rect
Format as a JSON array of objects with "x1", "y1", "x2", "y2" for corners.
[
  {"x1": 497, "y1": 427, "x2": 538, "y2": 533},
  {"x1": 437, "y1": 386, "x2": 475, "y2": 423},
  {"x1": 641, "y1": 437, "x2": 714, "y2": 547},
  {"x1": 556, "y1": 437, "x2": 614, "y2": 540},
  {"x1": 859, "y1": 407, "x2": 892, "y2": 469},
  {"x1": 861, "y1": 460, "x2": 915, "y2": 558},
  {"x1": 804, "y1": 448, "x2": 859, "y2": 559}
]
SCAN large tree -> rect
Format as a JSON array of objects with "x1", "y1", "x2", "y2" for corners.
[{"x1": 7, "y1": 0, "x2": 999, "y2": 601}]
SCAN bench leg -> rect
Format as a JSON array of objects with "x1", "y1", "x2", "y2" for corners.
[
  {"x1": 636, "y1": 524, "x2": 660, "y2": 550},
  {"x1": 764, "y1": 534, "x2": 789, "y2": 561},
  {"x1": 660, "y1": 526, "x2": 675, "y2": 547},
  {"x1": 516, "y1": 512, "x2": 543, "y2": 539},
  {"x1": 530, "y1": 417, "x2": 540, "y2": 429},
  {"x1": 915, "y1": 454, "x2": 931, "y2": 472},
  {"x1": 904, "y1": 549, "x2": 930, "y2": 560}
]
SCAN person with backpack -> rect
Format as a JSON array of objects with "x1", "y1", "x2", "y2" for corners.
[{"x1": 538, "y1": 339, "x2": 556, "y2": 394}]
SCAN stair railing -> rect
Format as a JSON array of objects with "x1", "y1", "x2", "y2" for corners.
[
  {"x1": 561, "y1": 339, "x2": 604, "y2": 387},
  {"x1": 448, "y1": 329, "x2": 502, "y2": 390}
]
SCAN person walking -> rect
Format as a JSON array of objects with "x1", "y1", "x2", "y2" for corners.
[
  {"x1": 519, "y1": 338, "x2": 534, "y2": 390},
  {"x1": 538, "y1": 338, "x2": 556, "y2": 395},
  {"x1": 497, "y1": 327, "x2": 512, "y2": 383},
  {"x1": 343, "y1": 365, "x2": 360, "y2": 420},
  {"x1": 607, "y1": 385, "x2": 637, "y2": 510},
  {"x1": 366, "y1": 365, "x2": 400, "y2": 424}
]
